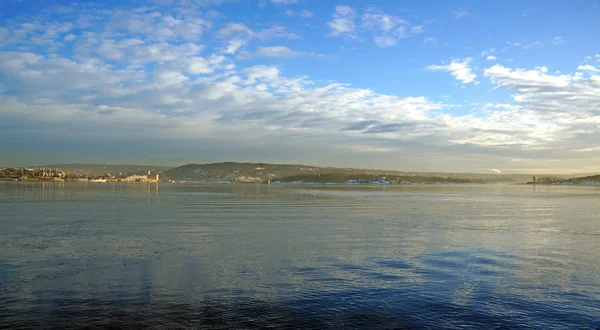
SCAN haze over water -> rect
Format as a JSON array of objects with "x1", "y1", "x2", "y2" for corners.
[{"x1": 1, "y1": 182, "x2": 599, "y2": 329}]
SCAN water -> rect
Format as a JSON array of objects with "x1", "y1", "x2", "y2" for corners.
[{"x1": 0, "y1": 182, "x2": 599, "y2": 329}]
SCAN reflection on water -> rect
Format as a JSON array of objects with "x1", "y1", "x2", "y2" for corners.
[{"x1": 0, "y1": 182, "x2": 599, "y2": 329}]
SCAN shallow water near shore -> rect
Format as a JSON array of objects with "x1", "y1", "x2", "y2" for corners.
[{"x1": 1, "y1": 182, "x2": 599, "y2": 329}]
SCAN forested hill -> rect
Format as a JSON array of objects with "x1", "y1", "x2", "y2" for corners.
[{"x1": 162, "y1": 162, "x2": 527, "y2": 183}]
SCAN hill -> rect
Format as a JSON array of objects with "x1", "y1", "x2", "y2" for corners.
[
  {"x1": 163, "y1": 162, "x2": 321, "y2": 183},
  {"x1": 162, "y1": 162, "x2": 522, "y2": 184},
  {"x1": 556, "y1": 174, "x2": 600, "y2": 185}
]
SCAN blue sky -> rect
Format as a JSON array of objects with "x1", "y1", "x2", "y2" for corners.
[{"x1": 1, "y1": 0, "x2": 600, "y2": 173}]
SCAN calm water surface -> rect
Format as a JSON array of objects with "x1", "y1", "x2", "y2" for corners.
[{"x1": 0, "y1": 182, "x2": 599, "y2": 329}]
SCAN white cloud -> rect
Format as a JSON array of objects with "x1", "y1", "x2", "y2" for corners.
[
  {"x1": 453, "y1": 9, "x2": 469, "y2": 19},
  {"x1": 104, "y1": 41, "x2": 204, "y2": 64},
  {"x1": 573, "y1": 147, "x2": 600, "y2": 152},
  {"x1": 0, "y1": 27, "x2": 9, "y2": 37},
  {"x1": 503, "y1": 41, "x2": 520, "y2": 51},
  {"x1": 104, "y1": 9, "x2": 210, "y2": 42},
  {"x1": 257, "y1": 46, "x2": 303, "y2": 57},
  {"x1": 187, "y1": 57, "x2": 213, "y2": 74},
  {"x1": 154, "y1": 69, "x2": 189, "y2": 86},
  {"x1": 358, "y1": 8, "x2": 424, "y2": 47},
  {"x1": 97, "y1": 40, "x2": 125, "y2": 60},
  {"x1": 522, "y1": 9, "x2": 537, "y2": 17},
  {"x1": 502, "y1": 39, "x2": 561, "y2": 52},
  {"x1": 148, "y1": 0, "x2": 234, "y2": 5},
  {"x1": 486, "y1": 55, "x2": 497, "y2": 61},
  {"x1": 327, "y1": 6, "x2": 356, "y2": 38},
  {"x1": 300, "y1": 10, "x2": 313, "y2": 18},
  {"x1": 553, "y1": 36, "x2": 565, "y2": 45},
  {"x1": 254, "y1": 25, "x2": 299, "y2": 40},
  {"x1": 285, "y1": 9, "x2": 312, "y2": 18},
  {"x1": 218, "y1": 23, "x2": 298, "y2": 54},
  {"x1": 224, "y1": 39, "x2": 245, "y2": 54},
  {"x1": 484, "y1": 64, "x2": 571, "y2": 90},
  {"x1": 239, "y1": 46, "x2": 319, "y2": 59},
  {"x1": 63, "y1": 34, "x2": 76, "y2": 42},
  {"x1": 374, "y1": 37, "x2": 397, "y2": 48},
  {"x1": 504, "y1": 39, "x2": 557, "y2": 52},
  {"x1": 270, "y1": 0, "x2": 298, "y2": 4},
  {"x1": 427, "y1": 58, "x2": 477, "y2": 84},
  {"x1": 361, "y1": 10, "x2": 409, "y2": 31},
  {"x1": 578, "y1": 65, "x2": 600, "y2": 73},
  {"x1": 482, "y1": 66, "x2": 600, "y2": 154},
  {"x1": 243, "y1": 65, "x2": 280, "y2": 84},
  {"x1": 481, "y1": 48, "x2": 496, "y2": 57},
  {"x1": 423, "y1": 37, "x2": 437, "y2": 45},
  {"x1": 410, "y1": 25, "x2": 425, "y2": 34},
  {"x1": 523, "y1": 41, "x2": 543, "y2": 49},
  {"x1": 218, "y1": 23, "x2": 254, "y2": 38}
]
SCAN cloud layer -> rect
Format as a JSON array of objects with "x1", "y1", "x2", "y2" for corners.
[{"x1": 1, "y1": 2, "x2": 599, "y2": 173}]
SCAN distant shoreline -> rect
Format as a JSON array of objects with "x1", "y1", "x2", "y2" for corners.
[
  {"x1": 2, "y1": 162, "x2": 598, "y2": 186},
  {"x1": 4, "y1": 180, "x2": 600, "y2": 187}
]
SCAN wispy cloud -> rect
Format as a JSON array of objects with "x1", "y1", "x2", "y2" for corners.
[
  {"x1": 327, "y1": 6, "x2": 357, "y2": 38},
  {"x1": 503, "y1": 36, "x2": 564, "y2": 52},
  {"x1": 481, "y1": 48, "x2": 496, "y2": 57},
  {"x1": 361, "y1": 9, "x2": 409, "y2": 31},
  {"x1": 238, "y1": 46, "x2": 321, "y2": 59},
  {"x1": 286, "y1": 9, "x2": 313, "y2": 18},
  {"x1": 452, "y1": 9, "x2": 469, "y2": 19},
  {"x1": 522, "y1": 41, "x2": 543, "y2": 49},
  {"x1": 573, "y1": 147, "x2": 600, "y2": 152},
  {"x1": 423, "y1": 37, "x2": 437, "y2": 45},
  {"x1": 218, "y1": 23, "x2": 298, "y2": 54},
  {"x1": 328, "y1": 7, "x2": 426, "y2": 47},
  {"x1": 270, "y1": 0, "x2": 299, "y2": 5},
  {"x1": 553, "y1": 36, "x2": 565, "y2": 45},
  {"x1": 300, "y1": 10, "x2": 313, "y2": 18}
]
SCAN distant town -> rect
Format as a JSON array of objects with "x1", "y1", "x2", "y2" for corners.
[{"x1": 0, "y1": 167, "x2": 161, "y2": 183}]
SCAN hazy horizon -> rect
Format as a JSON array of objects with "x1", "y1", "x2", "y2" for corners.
[
  {"x1": 1, "y1": 0, "x2": 600, "y2": 174},
  {"x1": 3, "y1": 159, "x2": 599, "y2": 176}
]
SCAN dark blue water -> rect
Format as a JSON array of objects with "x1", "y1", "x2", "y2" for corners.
[{"x1": 1, "y1": 182, "x2": 599, "y2": 329}]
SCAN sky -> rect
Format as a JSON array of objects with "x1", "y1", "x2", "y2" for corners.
[{"x1": 1, "y1": 0, "x2": 600, "y2": 174}]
